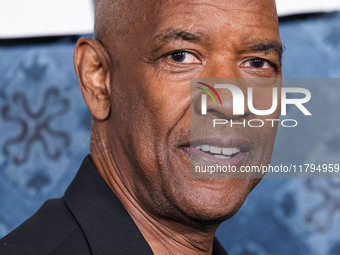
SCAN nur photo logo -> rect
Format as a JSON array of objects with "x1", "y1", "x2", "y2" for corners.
[{"x1": 196, "y1": 81, "x2": 312, "y2": 128}]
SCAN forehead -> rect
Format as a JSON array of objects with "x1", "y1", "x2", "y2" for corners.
[
  {"x1": 156, "y1": 0, "x2": 278, "y2": 33},
  {"x1": 99, "y1": 0, "x2": 280, "y2": 58},
  {"x1": 136, "y1": 0, "x2": 280, "y2": 52},
  {"x1": 160, "y1": 0, "x2": 277, "y2": 16}
]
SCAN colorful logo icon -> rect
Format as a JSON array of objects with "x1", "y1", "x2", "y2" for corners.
[{"x1": 196, "y1": 82, "x2": 223, "y2": 106}]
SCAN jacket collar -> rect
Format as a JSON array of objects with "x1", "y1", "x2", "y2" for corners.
[
  {"x1": 64, "y1": 155, "x2": 153, "y2": 254},
  {"x1": 64, "y1": 155, "x2": 228, "y2": 255}
]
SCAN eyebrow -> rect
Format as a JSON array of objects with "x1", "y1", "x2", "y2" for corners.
[
  {"x1": 247, "y1": 40, "x2": 284, "y2": 59},
  {"x1": 149, "y1": 29, "x2": 284, "y2": 60},
  {"x1": 149, "y1": 29, "x2": 208, "y2": 53}
]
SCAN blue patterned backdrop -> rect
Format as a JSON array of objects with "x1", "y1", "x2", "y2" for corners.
[{"x1": 1, "y1": 12, "x2": 340, "y2": 255}]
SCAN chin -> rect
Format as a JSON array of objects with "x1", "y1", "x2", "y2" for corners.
[
  {"x1": 180, "y1": 196, "x2": 245, "y2": 226},
  {"x1": 170, "y1": 177, "x2": 261, "y2": 226}
]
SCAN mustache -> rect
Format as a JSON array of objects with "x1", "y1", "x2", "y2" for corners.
[{"x1": 169, "y1": 122, "x2": 254, "y2": 148}]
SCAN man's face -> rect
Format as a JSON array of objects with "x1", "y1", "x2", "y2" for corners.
[{"x1": 104, "y1": 0, "x2": 281, "y2": 223}]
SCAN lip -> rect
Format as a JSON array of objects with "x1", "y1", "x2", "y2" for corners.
[
  {"x1": 188, "y1": 136, "x2": 250, "y2": 152},
  {"x1": 179, "y1": 136, "x2": 251, "y2": 166}
]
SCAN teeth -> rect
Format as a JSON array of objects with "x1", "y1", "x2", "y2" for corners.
[
  {"x1": 222, "y1": 147, "x2": 233, "y2": 155},
  {"x1": 202, "y1": 145, "x2": 210, "y2": 152},
  {"x1": 195, "y1": 145, "x2": 240, "y2": 156},
  {"x1": 232, "y1": 148, "x2": 240, "y2": 154},
  {"x1": 210, "y1": 146, "x2": 221, "y2": 154}
]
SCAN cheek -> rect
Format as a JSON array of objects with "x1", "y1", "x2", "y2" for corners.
[
  {"x1": 249, "y1": 84, "x2": 281, "y2": 114},
  {"x1": 247, "y1": 114, "x2": 279, "y2": 165},
  {"x1": 131, "y1": 66, "x2": 191, "y2": 139},
  {"x1": 249, "y1": 84, "x2": 281, "y2": 158},
  {"x1": 110, "y1": 66, "x2": 190, "y2": 172},
  {"x1": 253, "y1": 122, "x2": 278, "y2": 166}
]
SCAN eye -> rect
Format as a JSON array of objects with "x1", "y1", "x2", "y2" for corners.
[
  {"x1": 242, "y1": 58, "x2": 273, "y2": 69},
  {"x1": 168, "y1": 51, "x2": 201, "y2": 64}
]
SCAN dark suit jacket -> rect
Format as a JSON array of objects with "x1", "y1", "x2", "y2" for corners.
[{"x1": 0, "y1": 156, "x2": 228, "y2": 255}]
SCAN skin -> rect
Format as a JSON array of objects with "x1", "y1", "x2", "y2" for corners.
[{"x1": 74, "y1": 0, "x2": 282, "y2": 254}]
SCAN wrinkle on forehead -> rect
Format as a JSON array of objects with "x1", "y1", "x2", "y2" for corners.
[
  {"x1": 94, "y1": 0, "x2": 278, "y2": 39},
  {"x1": 161, "y1": 0, "x2": 278, "y2": 17}
]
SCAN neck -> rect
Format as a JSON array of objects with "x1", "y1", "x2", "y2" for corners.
[{"x1": 90, "y1": 122, "x2": 219, "y2": 255}]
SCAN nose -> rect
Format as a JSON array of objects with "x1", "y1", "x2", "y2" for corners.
[{"x1": 194, "y1": 61, "x2": 251, "y2": 120}]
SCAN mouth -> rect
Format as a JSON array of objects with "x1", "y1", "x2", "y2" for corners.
[{"x1": 179, "y1": 137, "x2": 250, "y2": 166}]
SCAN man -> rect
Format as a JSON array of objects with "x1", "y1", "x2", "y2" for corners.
[{"x1": 0, "y1": 0, "x2": 282, "y2": 254}]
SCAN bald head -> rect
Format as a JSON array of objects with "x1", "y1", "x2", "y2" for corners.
[
  {"x1": 94, "y1": 0, "x2": 165, "y2": 48},
  {"x1": 94, "y1": 0, "x2": 123, "y2": 40}
]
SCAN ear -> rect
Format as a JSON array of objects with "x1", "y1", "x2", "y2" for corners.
[{"x1": 74, "y1": 37, "x2": 111, "y2": 120}]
